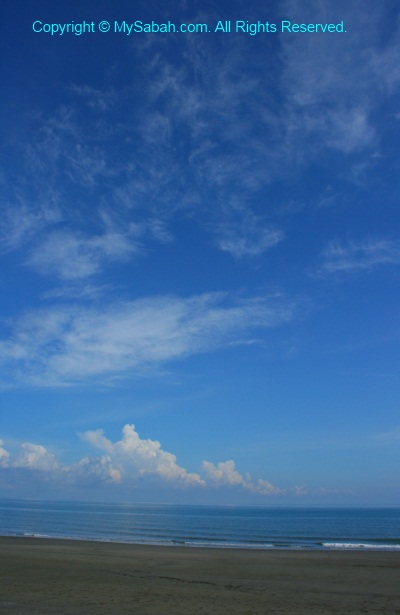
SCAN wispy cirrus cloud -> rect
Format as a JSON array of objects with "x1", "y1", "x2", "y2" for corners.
[
  {"x1": 320, "y1": 238, "x2": 400, "y2": 274},
  {"x1": 370, "y1": 428, "x2": 400, "y2": 445},
  {"x1": 27, "y1": 229, "x2": 140, "y2": 280},
  {"x1": 0, "y1": 193, "x2": 61, "y2": 254},
  {"x1": 3, "y1": 0, "x2": 399, "y2": 275},
  {"x1": 216, "y1": 217, "x2": 283, "y2": 259},
  {"x1": 69, "y1": 84, "x2": 119, "y2": 112},
  {"x1": 276, "y1": 0, "x2": 400, "y2": 198},
  {"x1": 2, "y1": 32, "x2": 287, "y2": 266},
  {"x1": 0, "y1": 292, "x2": 295, "y2": 387}
]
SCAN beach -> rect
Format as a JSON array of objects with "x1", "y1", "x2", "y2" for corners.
[{"x1": 1, "y1": 537, "x2": 399, "y2": 614}]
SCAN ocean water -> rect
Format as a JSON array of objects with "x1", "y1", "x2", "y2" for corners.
[{"x1": 0, "y1": 500, "x2": 399, "y2": 551}]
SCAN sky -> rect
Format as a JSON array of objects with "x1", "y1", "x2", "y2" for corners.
[{"x1": 0, "y1": 0, "x2": 399, "y2": 506}]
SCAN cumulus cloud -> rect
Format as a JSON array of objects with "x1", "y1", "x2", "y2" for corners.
[
  {"x1": 0, "y1": 440, "x2": 10, "y2": 467},
  {"x1": 202, "y1": 459, "x2": 285, "y2": 495},
  {"x1": 11, "y1": 442, "x2": 60, "y2": 472},
  {"x1": 202, "y1": 460, "x2": 249, "y2": 488},
  {"x1": 0, "y1": 426, "x2": 344, "y2": 499},
  {"x1": 67, "y1": 455, "x2": 122, "y2": 485},
  {"x1": 0, "y1": 426, "x2": 203, "y2": 490},
  {"x1": 256, "y1": 478, "x2": 286, "y2": 496},
  {"x1": 80, "y1": 424, "x2": 205, "y2": 487},
  {"x1": 0, "y1": 427, "x2": 288, "y2": 496}
]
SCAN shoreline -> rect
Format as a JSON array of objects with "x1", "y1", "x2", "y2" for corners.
[
  {"x1": 1, "y1": 537, "x2": 400, "y2": 614},
  {"x1": 1, "y1": 532, "x2": 400, "y2": 552}
]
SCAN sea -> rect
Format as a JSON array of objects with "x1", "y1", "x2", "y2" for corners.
[{"x1": 1, "y1": 500, "x2": 399, "y2": 551}]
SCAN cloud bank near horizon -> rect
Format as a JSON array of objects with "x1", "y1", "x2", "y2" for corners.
[{"x1": 0, "y1": 425, "x2": 329, "y2": 499}]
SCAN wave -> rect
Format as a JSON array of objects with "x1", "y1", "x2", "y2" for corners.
[
  {"x1": 4, "y1": 532, "x2": 400, "y2": 551},
  {"x1": 323, "y1": 542, "x2": 400, "y2": 550}
]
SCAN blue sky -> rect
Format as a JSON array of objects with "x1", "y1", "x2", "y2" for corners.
[{"x1": 1, "y1": 0, "x2": 399, "y2": 505}]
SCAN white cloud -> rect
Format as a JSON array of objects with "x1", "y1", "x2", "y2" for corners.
[
  {"x1": 325, "y1": 108, "x2": 375, "y2": 155},
  {"x1": 0, "y1": 430, "x2": 286, "y2": 495},
  {"x1": 215, "y1": 211, "x2": 283, "y2": 258},
  {"x1": 42, "y1": 283, "x2": 114, "y2": 301},
  {"x1": 12, "y1": 443, "x2": 60, "y2": 472},
  {"x1": 81, "y1": 424, "x2": 205, "y2": 487},
  {"x1": 0, "y1": 426, "x2": 204, "y2": 490},
  {"x1": 67, "y1": 455, "x2": 122, "y2": 484},
  {"x1": 202, "y1": 459, "x2": 249, "y2": 488},
  {"x1": 0, "y1": 293, "x2": 294, "y2": 387},
  {"x1": 3, "y1": 2, "x2": 398, "y2": 272},
  {"x1": 276, "y1": 0, "x2": 400, "y2": 176},
  {"x1": 256, "y1": 478, "x2": 286, "y2": 496},
  {"x1": 0, "y1": 198, "x2": 61, "y2": 254},
  {"x1": 1, "y1": 428, "x2": 342, "y2": 499},
  {"x1": 5, "y1": 3, "x2": 400, "y2": 228},
  {"x1": 0, "y1": 440, "x2": 9, "y2": 467},
  {"x1": 202, "y1": 459, "x2": 285, "y2": 495},
  {"x1": 69, "y1": 84, "x2": 118, "y2": 112},
  {"x1": 320, "y1": 239, "x2": 400, "y2": 274},
  {"x1": 28, "y1": 229, "x2": 138, "y2": 280}
]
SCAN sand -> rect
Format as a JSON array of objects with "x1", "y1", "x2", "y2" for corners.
[{"x1": 0, "y1": 537, "x2": 399, "y2": 614}]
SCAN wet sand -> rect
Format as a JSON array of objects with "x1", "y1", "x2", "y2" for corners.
[{"x1": 0, "y1": 537, "x2": 399, "y2": 614}]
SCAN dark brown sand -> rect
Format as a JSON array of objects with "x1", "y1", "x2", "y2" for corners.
[{"x1": 1, "y1": 537, "x2": 399, "y2": 614}]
